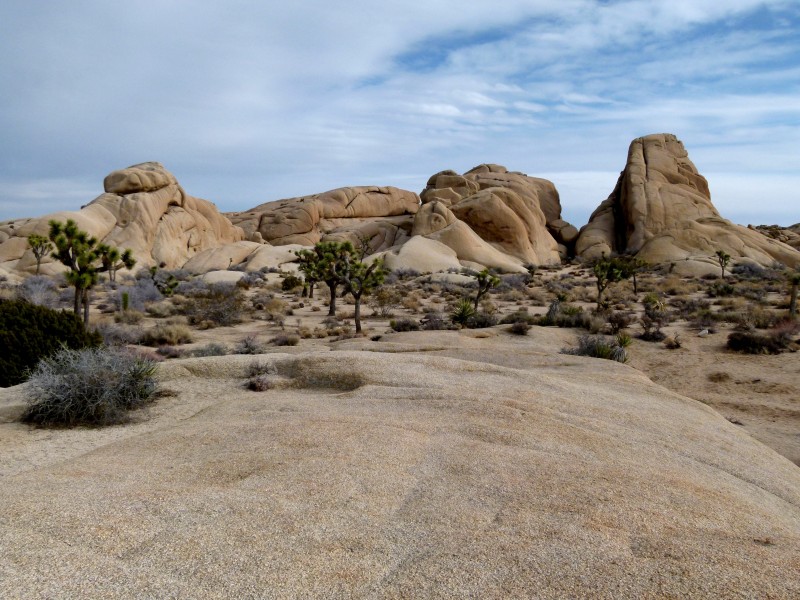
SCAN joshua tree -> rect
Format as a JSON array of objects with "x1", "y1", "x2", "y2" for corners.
[
  {"x1": 295, "y1": 241, "x2": 358, "y2": 316},
  {"x1": 715, "y1": 250, "x2": 731, "y2": 279},
  {"x1": 468, "y1": 268, "x2": 501, "y2": 310},
  {"x1": 27, "y1": 234, "x2": 52, "y2": 275},
  {"x1": 592, "y1": 256, "x2": 627, "y2": 311},
  {"x1": 48, "y1": 219, "x2": 135, "y2": 326},
  {"x1": 788, "y1": 270, "x2": 800, "y2": 319},
  {"x1": 341, "y1": 256, "x2": 389, "y2": 334},
  {"x1": 617, "y1": 255, "x2": 648, "y2": 295}
]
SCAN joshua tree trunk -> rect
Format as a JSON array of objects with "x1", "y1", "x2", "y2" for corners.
[
  {"x1": 73, "y1": 285, "x2": 83, "y2": 317},
  {"x1": 82, "y1": 288, "x2": 91, "y2": 327},
  {"x1": 327, "y1": 282, "x2": 337, "y2": 316},
  {"x1": 790, "y1": 281, "x2": 798, "y2": 319},
  {"x1": 353, "y1": 294, "x2": 362, "y2": 334}
]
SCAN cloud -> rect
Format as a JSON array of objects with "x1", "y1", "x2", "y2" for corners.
[{"x1": 0, "y1": 0, "x2": 798, "y2": 227}]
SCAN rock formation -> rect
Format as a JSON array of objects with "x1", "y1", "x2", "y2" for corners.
[
  {"x1": 227, "y1": 186, "x2": 419, "y2": 255},
  {"x1": 0, "y1": 162, "x2": 244, "y2": 279},
  {"x1": 576, "y1": 134, "x2": 800, "y2": 274},
  {"x1": 752, "y1": 223, "x2": 800, "y2": 251},
  {"x1": 422, "y1": 164, "x2": 574, "y2": 262}
]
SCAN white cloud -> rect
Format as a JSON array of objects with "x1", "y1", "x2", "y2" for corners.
[{"x1": 0, "y1": 0, "x2": 798, "y2": 227}]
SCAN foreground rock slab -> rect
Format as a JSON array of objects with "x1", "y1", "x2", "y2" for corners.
[{"x1": 1, "y1": 342, "x2": 798, "y2": 598}]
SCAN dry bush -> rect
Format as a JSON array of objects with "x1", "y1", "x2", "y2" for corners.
[
  {"x1": 114, "y1": 309, "x2": 145, "y2": 324},
  {"x1": 271, "y1": 333, "x2": 300, "y2": 346},
  {"x1": 140, "y1": 323, "x2": 194, "y2": 346},
  {"x1": 22, "y1": 346, "x2": 158, "y2": 426},
  {"x1": 182, "y1": 283, "x2": 245, "y2": 327},
  {"x1": 188, "y1": 343, "x2": 228, "y2": 357},
  {"x1": 234, "y1": 335, "x2": 266, "y2": 354},
  {"x1": 657, "y1": 276, "x2": 698, "y2": 296}
]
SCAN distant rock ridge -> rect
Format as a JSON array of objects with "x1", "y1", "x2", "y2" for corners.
[
  {"x1": 575, "y1": 134, "x2": 800, "y2": 275},
  {"x1": 1, "y1": 139, "x2": 798, "y2": 281}
]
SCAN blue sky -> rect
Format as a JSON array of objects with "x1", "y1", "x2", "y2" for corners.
[{"x1": 0, "y1": 0, "x2": 798, "y2": 227}]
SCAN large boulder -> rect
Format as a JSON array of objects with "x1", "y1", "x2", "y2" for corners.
[
  {"x1": 422, "y1": 164, "x2": 575, "y2": 260},
  {"x1": 575, "y1": 134, "x2": 800, "y2": 273},
  {"x1": 410, "y1": 202, "x2": 526, "y2": 273},
  {"x1": 227, "y1": 187, "x2": 419, "y2": 251},
  {"x1": 0, "y1": 162, "x2": 244, "y2": 278}
]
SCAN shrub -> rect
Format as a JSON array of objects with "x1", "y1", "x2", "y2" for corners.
[
  {"x1": 707, "y1": 282, "x2": 735, "y2": 298},
  {"x1": 235, "y1": 335, "x2": 266, "y2": 354},
  {"x1": 500, "y1": 310, "x2": 537, "y2": 325},
  {"x1": 16, "y1": 276, "x2": 58, "y2": 308},
  {"x1": 271, "y1": 333, "x2": 300, "y2": 346},
  {"x1": 509, "y1": 321, "x2": 531, "y2": 335},
  {"x1": 140, "y1": 323, "x2": 194, "y2": 346},
  {"x1": 155, "y1": 345, "x2": 182, "y2": 359},
  {"x1": 369, "y1": 286, "x2": 402, "y2": 317},
  {"x1": 561, "y1": 334, "x2": 628, "y2": 363},
  {"x1": 420, "y1": 313, "x2": 455, "y2": 331},
  {"x1": 114, "y1": 309, "x2": 145, "y2": 324},
  {"x1": 450, "y1": 298, "x2": 476, "y2": 327},
  {"x1": 726, "y1": 331, "x2": 786, "y2": 354},
  {"x1": 281, "y1": 274, "x2": 303, "y2": 291},
  {"x1": 0, "y1": 298, "x2": 101, "y2": 387},
  {"x1": 465, "y1": 312, "x2": 498, "y2": 329},
  {"x1": 182, "y1": 283, "x2": 245, "y2": 327},
  {"x1": 188, "y1": 342, "x2": 229, "y2": 357},
  {"x1": 390, "y1": 318, "x2": 420, "y2": 332},
  {"x1": 21, "y1": 346, "x2": 158, "y2": 426},
  {"x1": 247, "y1": 361, "x2": 276, "y2": 391},
  {"x1": 95, "y1": 321, "x2": 142, "y2": 346}
]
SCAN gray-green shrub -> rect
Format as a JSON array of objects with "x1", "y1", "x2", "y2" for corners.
[{"x1": 22, "y1": 346, "x2": 158, "y2": 426}]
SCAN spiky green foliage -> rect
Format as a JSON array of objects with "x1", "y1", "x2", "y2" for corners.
[
  {"x1": 48, "y1": 219, "x2": 135, "y2": 325},
  {"x1": 27, "y1": 234, "x2": 52, "y2": 275},
  {"x1": 451, "y1": 298, "x2": 476, "y2": 327},
  {"x1": 0, "y1": 298, "x2": 101, "y2": 387}
]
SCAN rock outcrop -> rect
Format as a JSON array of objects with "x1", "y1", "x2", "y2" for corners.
[
  {"x1": 227, "y1": 187, "x2": 419, "y2": 255},
  {"x1": 0, "y1": 163, "x2": 244, "y2": 278},
  {"x1": 422, "y1": 164, "x2": 575, "y2": 261},
  {"x1": 576, "y1": 134, "x2": 800, "y2": 274},
  {"x1": 752, "y1": 224, "x2": 800, "y2": 251},
  {"x1": 2, "y1": 339, "x2": 799, "y2": 597}
]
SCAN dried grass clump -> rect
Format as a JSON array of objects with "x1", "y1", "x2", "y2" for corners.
[
  {"x1": 22, "y1": 346, "x2": 158, "y2": 426},
  {"x1": 140, "y1": 323, "x2": 194, "y2": 346}
]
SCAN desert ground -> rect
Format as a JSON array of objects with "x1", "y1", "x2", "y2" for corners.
[{"x1": 1, "y1": 262, "x2": 799, "y2": 597}]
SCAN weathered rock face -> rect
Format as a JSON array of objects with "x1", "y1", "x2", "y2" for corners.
[
  {"x1": 576, "y1": 134, "x2": 800, "y2": 274},
  {"x1": 227, "y1": 187, "x2": 419, "y2": 254},
  {"x1": 0, "y1": 163, "x2": 244, "y2": 278},
  {"x1": 422, "y1": 164, "x2": 571, "y2": 262}
]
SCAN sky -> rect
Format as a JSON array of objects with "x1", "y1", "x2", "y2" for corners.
[{"x1": 1, "y1": 0, "x2": 798, "y2": 227}]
